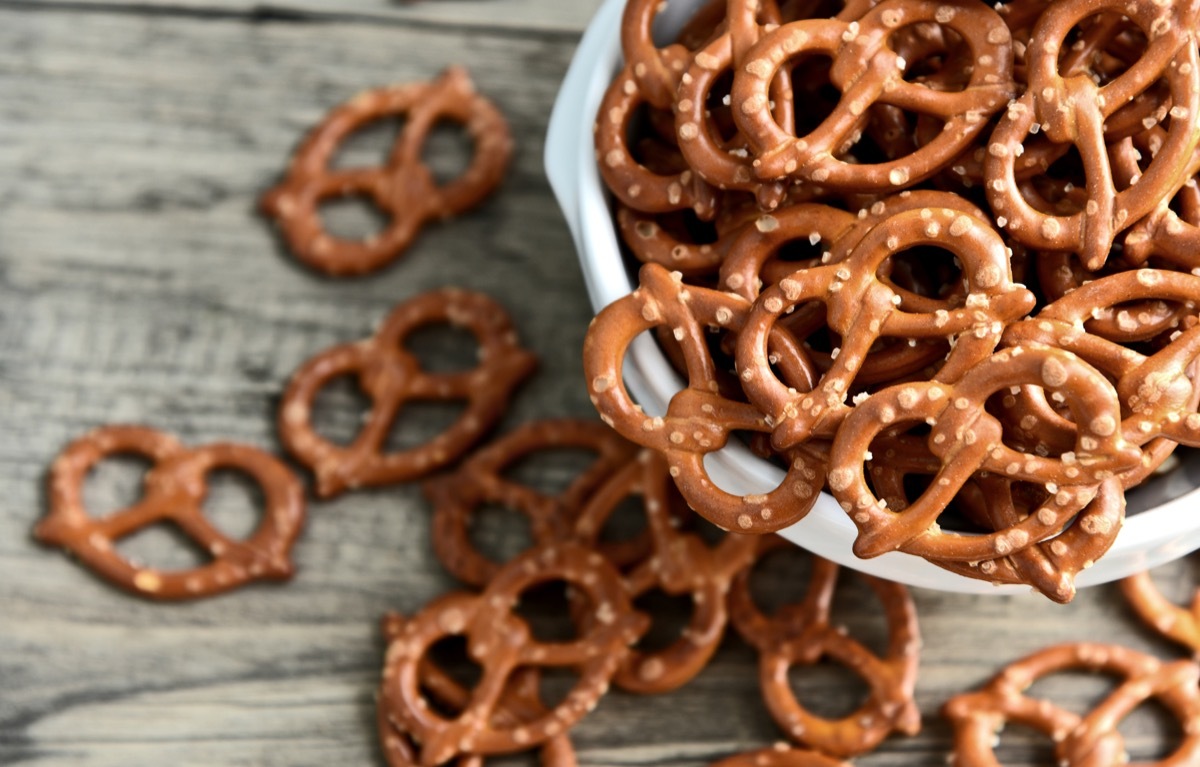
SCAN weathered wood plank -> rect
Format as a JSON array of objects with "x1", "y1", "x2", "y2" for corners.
[
  {"x1": 1, "y1": 5, "x2": 1197, "y2": 767},
  {"x1": 0, "y1": 0, "x2": 605, "y2": 34}
]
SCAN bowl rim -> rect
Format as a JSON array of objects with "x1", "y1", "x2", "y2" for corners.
[{"x1": 544, "y1": 0, "x2": 1200, "y2": 594}]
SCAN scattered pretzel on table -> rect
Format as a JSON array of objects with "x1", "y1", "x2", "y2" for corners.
[
  {"x1": 279, "y1": 289, "x2": 537, "y2": 498},
  {"x1": 944, "y1": 642, "x2": 1200, "y2": 766},
  {"x1": 1120, "y1": 569, "x2": 1200, "y2": 656},
  {"x1": 35, "y1": 425, "x2": 305, "y2": 600},
  {"x1": 260, "y1": 66, "x2": 513, "y2": 276}
]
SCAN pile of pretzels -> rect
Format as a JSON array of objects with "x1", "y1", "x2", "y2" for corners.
[{"x1": 584, "y1": 0, "x2": 1200, "y2": 601}]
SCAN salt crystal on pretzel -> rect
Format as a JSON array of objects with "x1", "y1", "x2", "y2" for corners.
[{"x1": 261, "y1": 67, "x2": 512, "y2": 276}]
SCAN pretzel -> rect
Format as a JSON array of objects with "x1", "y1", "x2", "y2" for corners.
[
  {"x1": 380, "y1": 543, "x2": 646, "y2": 766},
  {"x1": 708, "y1": 746, "x2": 850, "y2": 767},
  {"x1": 573, "y1": 450, "x2": 758, "y2": 693},
  {"x1": 279, "y1": 289, "x2": 536, "y2": 498},
  {"x1": 35, "y1": 425, "x2": 305, "y2": 600},
  {"x1": 924, "y1": 476, "x2": 1125, "y2": 602},
  {"x1": 427, "y1": 418, "x2": 638, "y2": 588},
  {"x1": 584, "y1": 262, "x2": 827, "y2": 532},
  {"x1": 737, "y1": 204, "x2": 1034, "y2": 448},
  {"x1": 943, "y1": 642, "x2": 1200, "y2": 766},
  {"x1": 617, "y1": 204, "x2": 748, "y2": 277},
  {"x1": 1122, "y1": 569, "x2": 1200, "y2": 661},
  {"x1": 378, "y1": 614, "x2": 577, "y2": 767},
  {"x1": 728, "y1": 537, "x2": 921, "y2": 757},
  {"x1": 828, "y1": 345, "x2": 1142, "y2": 558},
  {"x1": 984, "y1": 0, "x2": 1200, "y2": 270},
  {"x1": 595, "y1": 64, "x2": 719, "y2": 218},
  {"x1": 260, "y1": 67, "x2": 512, "y2": 276},
  {"x1": 729, "y1": 0, "x2": 1015, "y2": 189}
]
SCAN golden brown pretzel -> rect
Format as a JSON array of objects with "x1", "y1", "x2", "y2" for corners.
[
  {"x1": 574, "y1": 451, "x2": 758, "y2": 693},
  {"x1": 35, "y1": 425, "x2": 305, "y2": 600},
  {"x1": 1120, "y1": 568, "x2": 1200, "y2": 655},
  {"x1": 583, "y1": 262, "x2": 826, "y2": 532},
  {"x1": 828, "y1": 346, "x2": 1142, "y2": 558},
  {"x1": 278, "y1": 289, "x2": 536, "y2": 497},
  {"x1": 729, "y1": 0, "x2": 1015, "y2": 189},
  {"x1": 260, "y1": 67, "x2": 512, "y2": 276},
  {"x1": 728, "y1": 537, "x2": 921, "y2": 757},
  {"x1": 944, "y1": 643, "x2": 1200, "y2": 766}
]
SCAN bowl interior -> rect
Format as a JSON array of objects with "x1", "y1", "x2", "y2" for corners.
[{"x1": 544, "y1": 0, "x2": 1200, "y2": 593}]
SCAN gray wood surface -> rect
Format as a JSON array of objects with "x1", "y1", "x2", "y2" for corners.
[{"x1": 1, "y1": 3, "x2": 1196, "y2": 767}]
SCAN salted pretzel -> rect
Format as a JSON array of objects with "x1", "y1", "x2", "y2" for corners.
[
  {"x1": 737, "y1": 204, "x2": 1035, "y2": 449},
  {"x1": 378, "y1": 614, "x2": 576, "y2": 767},
  {"x1": 984, "y1": 0, "x2": 1200, "y2": 270},
  {"x1": 1120, "y1": 134, "x2": 1200, "y2": 268},
  {"x1": 828, "y1": 345, "x2": 1142, "y2": 558},
  {"x1": 617, "y1": 204, "x2": 750, "y2": 277},
  {"x1": 427, "y1": 418, "x2": 638, "y2": 588},
  {"x1": 573, "y1": 451, "x2": 758, "y2": 693},
  {"x1": 944, "y1": 643, "x2": 1200, "y2": 766},
  {"x1": 380, "y1": 543, "x2": 646, "y2": 766},
  {"x1": 279, "y1": 289, "x2": 536, "y2": 498},
  {"x1": 1120, "y1": 569, "x2": 1200, "y2": 655},
  {"x1": 35, "y1": 425, "x2": 305, "y2": 600},
  {"x1": 924, "y1": 476, "x2": 1126, "y2": 602},
  {"x1": 728, "y1": 537, "x2": 921, "y2": 757},
  {"x1": 584, "y1": 262, "x2": 827, "y2": 533},
  {"x1": 729, "y1": 0, "x2": 1015, "y2": 189},
  {"x1": 595, "y1": 63, "x2": 719, "y2": 218},
  {"x1": 709, "y1": 746, "x2": 850, "y2": 767},
  {"x1": 260, "y1": 67, "x2": 512, "y2": 276}
]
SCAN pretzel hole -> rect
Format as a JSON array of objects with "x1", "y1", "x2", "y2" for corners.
[
  {"x1": 896, "y1": 25, "x2": 971, "y2": 91},
  {"x1": 1025, "y1": 669, "x2": 1126, "y2": 718},
  {"x1": 421, "y1": 120, "x2": 473, "y2": 186},
  {"x1": 403, "y1": 323, "x2": 481, "y2": 373},
  {"x1": 468, "y1": 503, "x2": 535, "y2": 570},
  {"x1": 986, "y1": 720, "x2": 1059, "y2": 765},
  {"x1": 630, "y1": 588, "x2": 697, "y2": 653},
  {"x1": 747, "y1": 544, "x2": 816, "y2": 617},
  {"x1": 504, "y1": 447, "x2": 616, "y2": 500},
  {"x1": 201, "y1": 468, "x2": 265, "y2": 542},
  {"x1": 318, "y1": 195, "x2": 388, "y2": 242},
  {"x1": 422, "y1": 635, "x2": 484, "y2": 716},
  {"x1": 1057, "y1": 15, "x2": 1145, "y2": 85},
  {"x1": 788, "y1": 56, "x2": 841, "y2": 137},
  {"x1": 383, "y1": 399, "x2": 470, "y2": 453},
  {"x1": 785, "y1": 656, "x2": 873, "y2": 720},
  {"x1": 535, "y1": 666, "x2": 586, "y2": 716},
  {"x1": 114, "y1": 521, "x2": 211, "y2": 571},
  {"x1": 513, "y1": 579, "x2": 584, "y2": 644},
  {"x1": 592, "y1": 494, "x2": 652, "y2": 560},
  {"x1": 82, "y1": 453, "x2": 154, "y2": 518},
  {"x1": 331, "y1": 116, "x2": 406, "y2": 169},
  {"x1": 310, "y1": 373, "x2": 373, "y2": 446},
  {"x1": 1117, "y1": 694, "x2": 1190, "y2": 762},
  {"x1": 884, "y1": 245, "x2": 963, "y2": 301}
]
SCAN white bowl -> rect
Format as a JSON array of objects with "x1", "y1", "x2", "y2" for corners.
[{"x1": 544, "y1": 0, "x2": 1200, "y2": 593}]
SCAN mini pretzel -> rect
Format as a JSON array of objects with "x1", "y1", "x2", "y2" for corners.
[
  {"x1": 380, "y1": 543, "x2": 646, "y2": 766},
  {"x1": 709, "y1": 746, "x2": 850, "y2": 767},
  {"x1": 925, "y1": 475, "x2": 1125, "y2": 602},
  {"x1": 260, "y1": 67, "x2": 513, "y2": 276},
  {"x1": 574, "y1": 451, "x2": 758, "y2": 693},
  {"x1": 1121, "y1": 567, "x2": 1200, "y2": 655},
  {"x1": 279, "y1": 289, "x2": 536, "y2": 498},
  {"x1": 984, "y1": 0, "x2": 1200, "y2": 269},
  {"x1": 737, "y1": 205, "x2": 1034, "y2": 448},
  {"x1": 828, "y1": 346, "x2": 1142, "y2": 558},
  {"x1": 728, "y1": 537, "x2": 921, "y2": 758},
  {"x1": 944, "y1": 642, "x2": 1200, "y2": 766},
  {"x1": 730, "y1": 0, "x2": 1015, "y2": 189},
  {"x1": 584, "y1": 262, "x2": 827, "y2": 532},
  {"x1": 35, "y1": 425, "x2": 305, "y2": 600},
  {"x1": 378, "y1": 614, "x2": 576, "y2": 767},
  {"x1": 617, "y1": 204, "x2": 747, "y2": 277},
  {"x1": 427, "y1": 418, "x2": 638, "y2": 588}
]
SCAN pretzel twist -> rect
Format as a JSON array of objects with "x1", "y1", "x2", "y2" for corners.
[
  {"x1": 730, "y1": 0, "x2": 1015, "y2": 189},
  {"x1": 261, "y1": 67, "x2": 512, "y2": 276},
  {"x1": 584, "y1": 263, "x2": 827, "y2": 532},
  {"x1": 944, "y1": 643, "x2": 1200, "y2": 766},
  {"x1": 279, "y1": 289, "x2": 537, "y2": 497},
  {"x1": 427, "y1": 419, "x2": 638, "y2": 588},
  {"x1": 35, "y1": 425, "x2": 305, "y2": 600},
  {"x1": 828, "y1": 346, "x2": 1142, "y2": 558},
  {"x1": 728, "y1": 537, "x2": 921, "y2": 757},
  {"x1": 381, "y1": 543, "x2": 647, "y2": 766}
]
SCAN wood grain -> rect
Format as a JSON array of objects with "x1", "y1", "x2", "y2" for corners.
[{"x1": 1, "y1": 3, "x2": 1197, "y2": 767}]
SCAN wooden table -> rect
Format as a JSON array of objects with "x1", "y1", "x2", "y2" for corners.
[{"x1": 1, "y1": 2, "x2": 1194, "y2": 765}]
